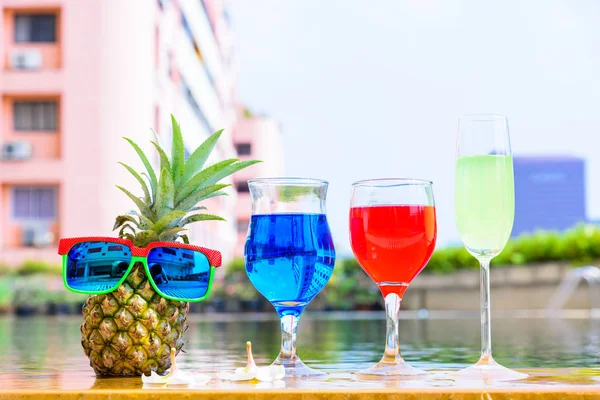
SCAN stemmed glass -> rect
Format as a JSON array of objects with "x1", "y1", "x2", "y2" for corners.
[
  {"x1": 349, "y1": 179, "x2": 437, "y2": 376},
  {"x1": 244, "y1": 178, "x2": 336, "y2": 377},
  {"x1": 454, "y1": 114, "x2": 527, "y2": 381}
]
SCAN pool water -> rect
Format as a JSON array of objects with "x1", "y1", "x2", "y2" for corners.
[{"x1": 1, "y1": 312, "x2": 599, "y2": 376}]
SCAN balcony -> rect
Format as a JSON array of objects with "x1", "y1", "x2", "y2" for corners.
[
  {"x1": 0, "y1": 184, "x2": 59, "y2": 250},
  {"x1": 176, "y1": 27, "x2": 222, "y2": 132},
  {"x1": 1, "y1": 96, "x2": 61, "y2": 160},
  {"x1": 3, "y1": 9, "x2": 62, "y2": 71}
]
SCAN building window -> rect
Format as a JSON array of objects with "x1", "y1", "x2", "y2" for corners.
[
  {"x1": 236, "y1": 181, "x2": 250, "y2": 193},
  {"x1": 236, "y1": 143, "x2": 252, "y2": 156},
  {"x1": 15, "y1": 14, "x2": 57, "y2": 43},
  {"x1": 13, "y1": 187, "x2": 57, "y2": 220},
  {"x1": 237, "y1": 220, "x2": 249, "y2": 234},
  {"x1": 14, "y1": 101, "x2": 58, "y2": 131}
]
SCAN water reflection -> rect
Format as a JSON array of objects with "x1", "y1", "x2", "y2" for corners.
[{"x1": 0, "y1": 314, "x2": 600, "y2": 390}]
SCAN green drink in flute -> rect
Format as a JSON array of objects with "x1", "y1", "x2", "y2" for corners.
[
  {"x1": 455, "y1": 155, "x2": 514, "y2": 254},
  {"x1": 453, "y1": 115, "x2": 527, "y2": 381}
]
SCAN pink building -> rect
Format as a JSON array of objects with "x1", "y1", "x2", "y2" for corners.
[
  {"x1": 0, "y1": 0, "x2": 242, "y2": 267},
  {"x1": 232, "y1": 107, "x2": 285, "y2": 257}
]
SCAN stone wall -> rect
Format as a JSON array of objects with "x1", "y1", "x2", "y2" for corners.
[{"x1": 401, "y1": 263, "x2": 596, "y2": 310}]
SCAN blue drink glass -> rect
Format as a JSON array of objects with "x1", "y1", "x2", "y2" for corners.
[{"x1": 245, "y1": 178, "x2": 336, "y2": 377}]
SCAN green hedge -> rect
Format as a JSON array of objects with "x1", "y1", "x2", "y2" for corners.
[
  {"x1": 2, "y1": 224, "x2": 599, "y2": 312},
  {"x1": 426, "y1": 224, "x2": 600, "y2": 274},
  {"x1": 214, "y1": 224, "x2": 600, "y2": 308}
]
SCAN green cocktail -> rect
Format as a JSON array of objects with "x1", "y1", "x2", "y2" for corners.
[
  {"x1": 453, "y1": 114, "x2": 527, "y2": 381},
  {"x1": 455, "y1": 154, "x2": 514, "y2": 256}
]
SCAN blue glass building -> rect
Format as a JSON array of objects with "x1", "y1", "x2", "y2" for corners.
[{"x1": 512, "y1": 156, "x2": 586, "y2": 237}]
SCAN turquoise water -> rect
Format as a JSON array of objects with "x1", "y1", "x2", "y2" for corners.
[{"x1": 0, "y1": 313, "x2": 598, "y2": 376}]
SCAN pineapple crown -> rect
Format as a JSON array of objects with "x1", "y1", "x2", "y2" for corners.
[{"x1": 113, "y1": 115, "x2": 260, "y2": 247}]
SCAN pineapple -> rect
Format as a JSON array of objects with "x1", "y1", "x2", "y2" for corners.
[{"x1": 80, "y1": 115, "x2": 259, "y2": 376}]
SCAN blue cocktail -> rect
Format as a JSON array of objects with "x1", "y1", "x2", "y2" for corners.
[{"x1": 244, "y1": 178, "x2": 336, "y2": 377}]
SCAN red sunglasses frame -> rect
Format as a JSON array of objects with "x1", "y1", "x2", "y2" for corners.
[{"x1": 58, "y1": 237, "x2": 222, "y2": 267}]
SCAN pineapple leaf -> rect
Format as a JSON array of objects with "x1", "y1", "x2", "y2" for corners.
[
  {"x1": 122, "y1": 233, "x2": 135, "y2": 242},
  {"x1": 158, "y1": 227, "x2": 187, "y2": 241},
  {"x1": 176, "y1": 159, "x2": 237, "y2": 201},
  {"x1": 113, "y1": 215, "x2": 139, "y2": 231},
  {"x1": 176, "y1": 184, "x2": 231, "y2": 212},
  {"x1": 127, "y1": 210, "x2": 154, "y2": 229},
  {"x1": 118, "y1": 223, "x2": 137, "y2": 238},
  {"x1": 182, "y1": 213, "x2": 226, "y2": 225},
  {"x1": 151, "y1": 139, "x2": 172, "y2": 176},
  {"x1": 154, "y1": 167, "x2": 175, "y2": 219},
  {"x1": 118, "y1": 162, "x2": 152, "y2": 204},
  {"x1": 176, "y1": 179, "x2": 230, "y2": 206},
  {"x1": 180, "y1": 234, "x2": 190, "y2": 244},
  {"x1": 117, "y1": 186, "x2": 156, "y2": 220},
  {"x1": 153, "y1": 210, "x2": 186, "y2": 234},
  {"x1": 138, "y1": 215, "x2": 154, "y2": 230},
  {"x1": 124, "y1": 137, "x2": 158, "y2": 199},
  {"x1": 134, "y1": 230, "x2": 159, "y2": 247},
  {"x1": 181, "y1": 129, "x2": 223, "y2": 187},
  {"x1": 190, "y1": 206, "x2": 207, "y2": 212},
  {"x1": 170, "y1": 115, "x2": 185, "y2": 189}
]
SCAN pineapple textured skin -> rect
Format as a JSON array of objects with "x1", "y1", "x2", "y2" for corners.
[{"x1": 81, "y1": 265, "x2": 188, "y2": 376}]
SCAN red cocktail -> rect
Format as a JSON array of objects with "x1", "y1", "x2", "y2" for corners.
[
  {"x1": 349, "y1": 179, "x2": 437, "y2": 376},
  {"x1": 350, "y1": 204, "x2": 436, "y2": 297}
]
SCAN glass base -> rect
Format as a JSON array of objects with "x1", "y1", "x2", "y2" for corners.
[
  {"x1": 273, "y1": 357, "x2": 327, "y2": 379},
  {"x1": 356, "y1": 360, "x2": 428, "y2": 377},
  {"x1": 451, "y1": 356, "x2": 528, "y2": 382}
]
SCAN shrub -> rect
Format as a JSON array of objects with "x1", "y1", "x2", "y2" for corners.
[
  {"x1": 16, "y1": 260, "x2": 61, "y2": 276},
  {"x1": 0, "y1": 264, "x2": 11, "y2": 276}
]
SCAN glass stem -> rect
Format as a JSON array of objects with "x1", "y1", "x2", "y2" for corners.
[
  {"x1": 382, "y1": 293, "x2": 404, "y2": 363},
  {"x1": 276, "y1": 311, "x2": 300, "y2": 364},
  {"x1": 480, "y1": 259, "x2": 493, "y2": 363}
]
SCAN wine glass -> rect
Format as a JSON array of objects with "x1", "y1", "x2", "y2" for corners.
[
  {"x1": 244, "y1": 178, "x2": 336, "y2": 377},
  {"x1": 454, "y1": 114, "x2": 527, "y2": 381},
  {"x1": 349, "y1": 179, "x2": 437, "y2": 376}
]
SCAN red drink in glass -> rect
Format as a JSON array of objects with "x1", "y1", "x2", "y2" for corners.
[
  {"x1": 349, "y1": 179, "x2": 436, "y2": 376},
  {"x1": 350, "y1": 205, "x2": 436, "y2": 297}
]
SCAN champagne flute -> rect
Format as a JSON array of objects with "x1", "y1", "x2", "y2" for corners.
[
  {"x1": 454, "y1": 114, "x2": 527, "y2": 381},
  {"x1": 350, "y1": 179, "x2": 437, "y2": 376}
]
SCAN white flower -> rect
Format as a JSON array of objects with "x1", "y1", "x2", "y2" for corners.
[
  {"x1": 218, "y1": 341, "x2": 285, "y2": 382},
  {"x1": 142, "y1": 348, "x2": 211, "y2": 387},
  {"x1": 255, "y1": 364, "x2": 285, "y2": 382}
]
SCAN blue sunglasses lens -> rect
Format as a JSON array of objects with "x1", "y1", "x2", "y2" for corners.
[
  {"x1": 65, "y1": 242, "x2": 132, "y2": 293},
  {"x1": 147, "y1": 247, "x2": 211, "y2": 301}
]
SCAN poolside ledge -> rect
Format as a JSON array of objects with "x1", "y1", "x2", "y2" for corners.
[{"x1": 2, "y1": 368, "x2": 600, "y2": 399}]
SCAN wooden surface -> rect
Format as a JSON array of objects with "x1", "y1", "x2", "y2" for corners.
[{"x1": 2, "y1": 368, "x2": 600, "y2": 399}]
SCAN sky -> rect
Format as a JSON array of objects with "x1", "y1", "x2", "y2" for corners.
[{"x1": 228, "y1": 0, "x2": 600, "y2": 255}]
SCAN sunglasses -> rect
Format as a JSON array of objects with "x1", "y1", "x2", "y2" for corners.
[{"x1": 58, "y1": 237, "x2": 222, "y2": 302}]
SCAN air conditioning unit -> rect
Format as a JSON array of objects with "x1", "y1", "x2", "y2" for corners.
[
  {"x1": 1, "y1": 141, "x2": 32, "y2": 160},
  {"x1": 10, "y1": 50, "x2": 43, "y2": 70},
  {"x1": 22, "y1": 224, "x2": 54, "y2": 248}
]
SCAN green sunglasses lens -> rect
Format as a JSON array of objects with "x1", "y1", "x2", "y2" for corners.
[
  {"x1": 147, "y1": 247, "x2": 211, "y2": 301},
  {"x1": 65, "y1": 242, "x2": 131, "y2": 293}
]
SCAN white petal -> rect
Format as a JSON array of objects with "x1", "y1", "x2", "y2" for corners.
[
  {"x1": 255, "y1": 365, "x2": 285, "y2": 382},
  {"x1": 217, "y1": 371, "x2": 236, "y2": 381},
  {"x1": 218, "y1": 370, "x2": 256, "y2": 381},
  {"x1": 167, "y1": 370, "x2": 212, "y2": 386},
  {"x1": 141, "y1": 371, "x2": 169, "y2": 385}
]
